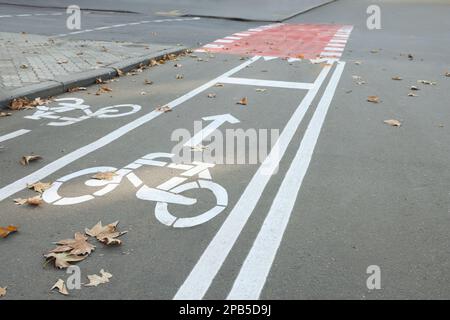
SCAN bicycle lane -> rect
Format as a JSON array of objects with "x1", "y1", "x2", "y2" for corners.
[{"x1": 0, "y1": 49, "x2": 335, "y2": 298}]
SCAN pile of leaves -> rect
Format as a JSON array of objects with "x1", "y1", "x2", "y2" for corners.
[
  {"x1": 44, "y1": 221, "x2": 127, "y2": 269},
  {"x1": 9, "y1": 97, "x2": 51, "y2": 110}
]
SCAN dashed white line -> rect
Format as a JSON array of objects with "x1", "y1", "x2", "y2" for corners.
[{"x1": 54, "y1": 17, "x2": 201, "y2": 38}]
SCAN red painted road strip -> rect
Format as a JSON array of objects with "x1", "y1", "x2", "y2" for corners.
[{"x1": 196, "y1": 23, "x2": 353, "y2": 60}]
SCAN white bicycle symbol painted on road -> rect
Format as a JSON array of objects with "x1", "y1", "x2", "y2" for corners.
[
  {"x1": 42, "y1": 152, "x2": 228, "y2": 228},
  {"x1": 25, "y1": 98, "x2": 141, "y2": 126}
]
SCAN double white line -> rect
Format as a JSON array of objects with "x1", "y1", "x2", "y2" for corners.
[{"x1": 175, "y1": 61, "x2": 346, "y2": 300}]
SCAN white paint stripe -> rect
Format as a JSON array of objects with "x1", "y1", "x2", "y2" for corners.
[
  {"x1": 220, "y1": 77, "x2": 313, "y2": 90},
  {"x1": 53, "y1": 17, "x2": 201, "y2": 37},
  {"x1": 214, "y1": 39, "x2": 234, "y2": 43},
  {"x1": 16, "y1": 14, "x2": 32, "y2": 17},
  {"x1": 324, "y1": 47, "x2": 344, "y2": 52},
  {"x1": 330, "y1": 39, "x2": 347, "y2": 43},
  {"x1": 0, "y1": 129, "x2": 31, "y2": 143},
  {"x1": 174, "y1": 63, "x2": 332, "y2": 300},
  {"x1": 204, "y1": 44, "x2": 224, "y2": 49},
  {"x1": 95, "y1": 26, "x2": 111, "y2": 30},
  {"x1": 321, "y1": 52, "x2": 342, "y2": 57},
  {"x1": 0, "y1": 57, "x2": 259, "y2": 202},
  {"x1": 0, "y1": 15, "x2": 12, "y2": 18},
  {"x1": 327, "y1": 43, "x2": 345, "y2": 47},
  {"x1": 234, "y1": 33, "x2": 251, "y2": 37},
  {"x1": 227, "y1": 62, "x2": 346, "y2": 300},
  {"x1": 224, "y1": 36, "x2": 240, "y2": 40}
]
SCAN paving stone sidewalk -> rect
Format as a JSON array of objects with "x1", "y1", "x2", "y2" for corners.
[{"x1": 0, "y1": 31, "x2": 181, "y2": 92}]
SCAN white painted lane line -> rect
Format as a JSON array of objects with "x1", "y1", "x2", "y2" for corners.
[
  {"x1": 0, "y1": 57, "x2": 259, "y2": 202},
  {"x1": 0, "y1": 129, "x2": 31, "y2": 143},
  {"x1": 173, "y1": 63, "x2": 332, "y2": 300},
  {"x1": 327, "y1": 43, "x2": 345, "y2": 47},
  {"x1": 225, "y1": 36, "x2": 241, "y2": 40},
  {"x1": 53, "y1": 17, "x2": 201, "y2": 38},
  {"x1": 324, "y1": 47, "x2": 344, "y2": 52},
  {"x1": 227, "y1": 62, "x2": 346, "y2": 300},
  {"x1": 234, "y1": 33, "x2": 251, "y2": 37},
  {"x1": 321, "y1": 52, "x2": 342, "y2": 57},
  {"x1": 16, "y1": 14, "x2": 32, "y2": 17},
  {"x1": 330, "y1": 39, "x2": 347, "y2": 43},
  {"x1": 214, "y1": 39, "x2": 234, "y2": 43},
  {"x1": 220, "y1": 77, "x2": 314, "y2": 90}
]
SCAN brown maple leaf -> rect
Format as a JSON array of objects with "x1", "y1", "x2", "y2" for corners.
[
  {"x1": 27, "y1": 181, "x2": 51, "y2": 193},
  {"x1": 91, "y1": 172, "x2": 116, "y2": 180},
  {"x1": 367, "y1": 96, "x2": 380, "y2": 103},
  {"x1": 44, "y1": 252, "x2": 87, "y2": 269},
  {"x1": 236, "y1": 97, "x2": 248, "y2": 105},
  {"x1": 50, "y1": 232, "x2": 95, "y2": 256},
  {"x1": 85, "y1": 221, "x2": 127, "y2": 245},
  {"x1": 20, "y1": 154, "x2": 42, "y2": 165},
  {"x1": 14, "y1": 195, "x2": 43, "y2": 206},
  {"x1": 51, "y1": 279, "x2": 69, "y2": 295},
  {"x1": 85, "y1": 269, "x2": 113, "y2": 287},
  {"x1": 0, "y1": 287, "x2": 6, "y2": 298}
]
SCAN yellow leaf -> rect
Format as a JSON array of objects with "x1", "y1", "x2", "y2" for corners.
[
  {"x1": 0, "y1": 225, "x2": 18, "y2": 238},
  {"x1": 91, "y1": 171, "x2": 116, "y2": 180},
  {"x1": 237, "y1": 97, "x2": 248, "y2": 105},
  {"x1": 367, "y1": 96, "x2": 380, "y2": 103}
]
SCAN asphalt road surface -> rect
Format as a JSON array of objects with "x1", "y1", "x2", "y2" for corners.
[{"x1": 1, "y1": 0, "x2": 449, "y2": 300}]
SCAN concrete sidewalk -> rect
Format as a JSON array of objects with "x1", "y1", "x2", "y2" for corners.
[{"x1": 0, "y1": 31, "x2": 186, "y2": 107}]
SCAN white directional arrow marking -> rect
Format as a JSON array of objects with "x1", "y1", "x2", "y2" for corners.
[{"x1": 184, "y1": 114, "x2": 240, "y2": 147}]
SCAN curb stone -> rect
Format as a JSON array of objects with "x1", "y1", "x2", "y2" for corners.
[{"x1": 0, "y1": 46, "x2": 188, "y2": 109}]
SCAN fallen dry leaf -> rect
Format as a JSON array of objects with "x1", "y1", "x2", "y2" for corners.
[
  {"x1": 85, "y1": 221, "x2": 127, "y2": 245},
  {"x1": 384, "y1": 119, "x2": 401, "y2": 127},
  {"x1": 51, "y1": 279, "x2": 69, "y2": 296},
  {"x1": 391, "y1": 76, "x2": 403, "y2": 80},
  {"x1": 354, "y1": 61, "x2": 362, "y2": 65},
  {"x1": 174, "y1": 63, "x2": 182, "y2": 68},
  {"x1": 408, "y1": 54, "x2": 413, "y2": 60},
  {"x1": 27, "y1": 181, "x2": 51, "y2": 193},
  {"x1": 14, "y1": 195, "x2": 43, "y2": 206},
  {"x1": 370, "y1": 49, "x2": 379, "y2": 54},
  {"x1": 410, "y1": 86, "x2": 419, "y2": 91},
  {"x1": 156, "y1": 105, "x2": 172, "y2": 113},
  {"x1": 96, "y1": 78, "x2": 103, "y2": 84},
  {"x1": 113, "y1": 68, "x2": 124, "y2": 76},
  {"x1": 85, "y1": 269, "x2": 113, "y2": 287},
  {"x1": 0, "y1": 287, "x2": 6, "y2": 297},
  {"x1": 67, "y1": 86, "x2": 87, "y2": 93},
  {"x1": 417, "y1": 80, "x2": 436, "y2": 85},
  {"x1": 0, "y1": 225, "x2": 18, "y2": 238},
  {"x1": 214, "y1": 83, "x2": 224, "y2": 87},
  {"x1": 20, "y1": 154, "x2": 42, "y2": 165},
  {"x1": 445, "y1": 72, "x2": 450, "y2": 77},
  {"x1": 9, "y1": 97, "x2": 50, "y2": 110},
  {"x1": 237, "y1": 97, "x2": 248, "y2": 105},
  {"x1": 50, "y1": 232, "x2": 95, "y2": 256},
  {"x1": 408, "y1": 92, "x2": 418, "y2": 97},
  {"x1": 91, "y1": 171, "x2": 116, "y2": 181},
  {"x1": 207, "y1": 93, "x2": 216, "y2": 98},
  {"x1": 367, "y1": 96, "x2": 380, "y2": 103},
  {"x1": 176, "y1": 74, "x2": 184, "y2": 79},
  {"x1": 0, "y1": 112, "x2": 12, "y2": 117},
  {"x1": 95, "y1": 86, "x2": 113, "y2": 95},
  {"x1": 44, "y1": 252, "x2": 87, "y2": 269},
  {"x1": 296, "y1": 54, "x2": 305, "y2": 59},
  {"x1": 191, "y1": 144, "x2": 209, "y2": 152},
  {"x1": 256, "y1": 88, "x2": 267, "y2": 92},
  {"x1": 144, "y1": 79, "x2": 153, "y2": 85}
]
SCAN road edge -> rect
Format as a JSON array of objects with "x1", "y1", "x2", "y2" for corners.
[{"x1": 0, "y1": 46, "x2": 188, "y2": 109}]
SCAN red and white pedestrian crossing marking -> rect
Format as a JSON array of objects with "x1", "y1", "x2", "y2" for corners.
[{"x1": 196, "y1": 23, "x2": 353, "y2": 61}]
